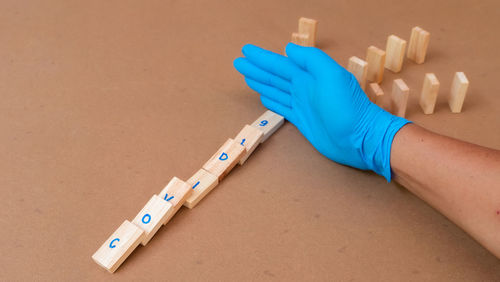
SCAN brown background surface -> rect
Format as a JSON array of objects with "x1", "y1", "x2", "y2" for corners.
[{"x1": 1, "y1": 0, "x2": 499, "y2": 281}]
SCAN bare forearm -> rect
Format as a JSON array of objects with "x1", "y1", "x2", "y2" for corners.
[{"x1": 391, "y1": 124, "x2": 500, "y2": 258}]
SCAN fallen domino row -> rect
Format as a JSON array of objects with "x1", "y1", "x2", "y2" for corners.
[{"x1": 92, "y1": 110, "x2": 285, "y2": 273}]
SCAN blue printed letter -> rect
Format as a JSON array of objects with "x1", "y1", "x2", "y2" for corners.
[
  {"x1": 219, "y1": 152, "x2": 228, "y2": 161},
  {"x1": 109, "y1": 238, "x2": 119, "y2": 248}
]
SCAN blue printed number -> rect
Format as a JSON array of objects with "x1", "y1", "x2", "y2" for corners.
[
  {"x1": 192, "y1": 181, "x2": 200, "y2": 190},
  {"x1": 109, "y1": 238, "x2": 120, "y2": 248},
  {"x1": 240, "y1": 138, "x2": 246, "y2": 145},
  {"x1": 259, "y1": 120, "x2": 268, "y2": 126},
  {"x1": 164, "y1": 194, "x2": 174, "y2": 201},
  {"x1": 142, "y1": 214, "x2": 151, "y2": 224},
  {"x1": 219, "y1": 152, "x2": 228, "y2": 161}
]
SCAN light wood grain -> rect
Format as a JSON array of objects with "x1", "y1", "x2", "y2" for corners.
[
  {"x1": 298, "y1": 17, "x2": 317, "y2": 46},
  {"x1": 184, "y1": 169, "x2": 219, "y2": 209},
  {"x1": 419, "y1": 73, "x2": 440, "y2": 114},
  {"x1": 251, "y1": 110, "x2": 285, "y2": 143},
  {"x1": 391, "y1": 79, "x2": 410, "y2": 117},
  {"x1": 367, "y1": 83, "x2": 384, "y2": 106},
  {"x1": 449, "y1": 72, "x2": 469, "y2": 113},
  {"x1": 235, "y1": 124, "x2": 264, "y2": 164},
  {"x1": 132, "y1": 195, "x2": 173, "y2": 245},
  {"x1": 291, "y1": 32, "x2": 311, "y2": 47},
  {"x1": 407, "y1": 26, "x2": 430, "y2": 64},
  {"x1": 347, "y1": 56, "x2": 368, "y2": 90},
  {"x1": 92, "y1": 220, "x2": 145, "y2": 273},
  {"x1": 158, "y1": 177, "x2": 192, "y2": 225},
  {"x1": 385, "y1": 35, "x2": 407, "y2": 73},
  {"x1": 366, "y1": 46, "x2": 386, "y2": 83},
  {"x1": 203, "y1": 138, "x2": 245, "y2": 180}
]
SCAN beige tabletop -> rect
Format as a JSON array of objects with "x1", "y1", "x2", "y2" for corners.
[{"x1": 1, "y1": 0, "x2": 499, "y2": 281}]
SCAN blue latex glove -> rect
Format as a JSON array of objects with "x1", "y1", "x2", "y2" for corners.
[{"x1": 233, "y1": 43, "x2": 411, "y2": 181}]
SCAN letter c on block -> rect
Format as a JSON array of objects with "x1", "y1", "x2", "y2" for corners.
[
  {"x1": 109, "y1": 238, "x2": 120, "y2": 248},
  {"x1": 219, "y1": 152, "x2": 228, "y2": 161}
]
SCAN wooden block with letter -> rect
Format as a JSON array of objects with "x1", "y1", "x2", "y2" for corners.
[
  {"x1": 235, "y1": 124, "x2": 264, "y2": 164},
  {"x1": 367, "y1": 83, "x2": 384, "y2": 107},
  {"x1": 251, "y1": 110, "x2": 285, "y2": 143},
  {"x1": 391, "y1": 79, "x2": 410, "y2": 117},
  {"x1": 132, "y1": 195, "x2": 173, "y2": 245},
  {"x1": 291, "y1": 32, "x2": 311, "y2": 47},
  {"x1": 298, "y1": 17, "x2": 317, "y2": 46},
  {"x1": 366, "y1": 46, "x2": 386, "y2": 83},
  {"x1": 385, "y1": 35, "x2": 407, "y2": 73},
  {"x1": 92, "y1": 220, "x2": 145, "y2": 273},
  {"x1": 203, "y1": 138, "x2": 245, "y2": 181},
  {"x1": 347, "y1": 56, "x2": 368, "y2": 90},
  {"x1": 158, "y1": 177, "x2": 192, "y2": 225},
  {"x1": 184, "y1": 169, "x2": 219, "y2": 209},
  {"x1": 407, "y1": 26, "x2": 430, "y2": 64},
  {"x1": 419, "y1": 73, "x2": 440, "y2": 114},
  {"x1": 448, "y1": 72, "x2": 469, "y2": 113}
]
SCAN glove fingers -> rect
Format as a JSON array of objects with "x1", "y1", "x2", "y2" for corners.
[
  {"x1": 285, "y1": 43, "x2": 342, "y2": 79},
  {"x1": 242, "y1": 44, "x2": 302, "y2": 81},
  {"x1": 234, "y1": 57, "x2": 291, "y2": 94},
  {"x1": 260, "y1": 96, "x2": 294, "y2": 123},
  {"x1": 245, "y1": 77, "x2": 292, "y2": 108}
]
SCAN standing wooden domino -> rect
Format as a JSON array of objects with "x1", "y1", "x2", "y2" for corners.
[
  {"x1": 347, "y1": 56, "x2": 368, "y2": 90},
  {"x1": 158, "y1": 177, "x2": 192, "y2": 225},
  {"x1": 385, "y1": 35, "x2": 407, "y2": 73},
  {"x1": 391, "y1": 79, "x2": 410, "y2": 117},
  {"x1": 367, "y1": 83, "x2": 384, "y2": 107},
  {"x1": 92, "y1": 220, "x2": 145, "y2": 273},
  {"x1": 407, "y1": 26, "x2": 430, "y2": 64},
  {"x1": 448, "y1": 72, "x2": 469, "y2": 113},
  {"x1": 203, "y1": 138, "x2": 245, "y2": 180},
  {"x1": 235, "y1": 124, "x2": 264, "y2": 164},
  {"x1": 251, "y1": 110, "x2": 285, "y2": 143},
  {"x1": 298, "y1": 17, "x2": 317, "y2": 47},
  {"x1": 184, "y1": 169, "x2": 219, "y2": 209},
  {"x1": 419, "y1": 73, "x2": 440, "y2": 114},
  {"x1": 366, "y1": 46, "x2": 386, "y2": 83},
  {"x1": 291, "y1": 32, "x2": 310, "y2": 47},
  {"x1": 132, "y1": 195, "x2": 173, "y2": 245}
]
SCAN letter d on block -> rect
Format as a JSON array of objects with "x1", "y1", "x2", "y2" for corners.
[{"x1": 219, "y1": 152, "x2": 228, "y2": 161}]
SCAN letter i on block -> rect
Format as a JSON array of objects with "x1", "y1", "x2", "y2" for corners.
[
  {"x1": 92, "y1": 220, "x2": 145, "y2": 273},
  {"x1": 158, "y1": 177, "x2": 192, "y2": 225},
  {"x1": 391, "y1": 79, "x2": 410, "y2": 117},
  {"x1": 419, "y1": 73, "x2": 440, "y2": 114},
  {"x1": 448, "y1": 72, "x2": 469, "y2": 113},
  {"x1": 298, "y1": 17, "x2": 317, "y2": 46},
  {"x1": 407, "y1": 26, "x2": 430, "y2": 64},
  {"x1": 184, "y1": 169, "x2": 219, "y2": 209},
  {"x1": 235, "y1": 124, "x2": 264, "y2": 164},
  {"x1": 347, "y1": 56, "x2": 368, "y2": 90},
  {"x1": 203, "y1": 138, "x2": 245, "y2": 181},
  {"x1": 385, "y1": 35, "x2": 407, "y2": 73},
  {"x1": 251, "y1": 110, "x2": 285, "y2": 143},
  {"x1": 132, "y1": 195, "x2": 173, "y2": 245}
]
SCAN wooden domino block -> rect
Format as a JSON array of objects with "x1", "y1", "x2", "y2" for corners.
[
  {"x1": 251, "y1": 110, "x2": 285, "y2": 143},
  {"x1": 298, "y1": 17, "x2": 317, "y2": 46},
  {"x1": 347, "y1": 56, "x2": 368, "y2": 90},
  {"x1": 158, "y1": 177, "x2": 192, "y2": 225},
  {"x1": 448, "y1": 72, "x2": 469, "y2": 113},
  {"x1": 391, "y1": 79, "x2": 410, "y2": 117},
  {"x1": 132, "y1": 195, "x2": 173, "y2": 245},
  {"x1": 385, "y1": 35, "x2": 407, "y2": 73},
  {"x1": 92, "y1": 220, "x2": 145, "y2": 273},
  {"x1": 235, "y1": 124, "x2": 264, "y2": 164},
  {"x1": 184, "y1": 169, "x2": 219, "y2": 209},
  {"x1": 419, "y1": 73, "x2": 440, "y2": 114},
  {"x1": 367, "y1": 83, "x2": 384, "y2": 106},
  {"x1": 366, "y1": 46, "x2": 386, "y2": 83},
  {"x1": 203, "y1": 138, "x2": 245, "y2": 181},
  {"x1": 291, "y1": 32, "x2": 311, "y2": 47},
  {"x1": 407, "y1": 26, "x2": 430, "y2": 64}
]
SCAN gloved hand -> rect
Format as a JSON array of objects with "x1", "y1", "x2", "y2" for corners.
[{"x1": 233, "y1": 43, "x2": 411, "y2": 181}]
